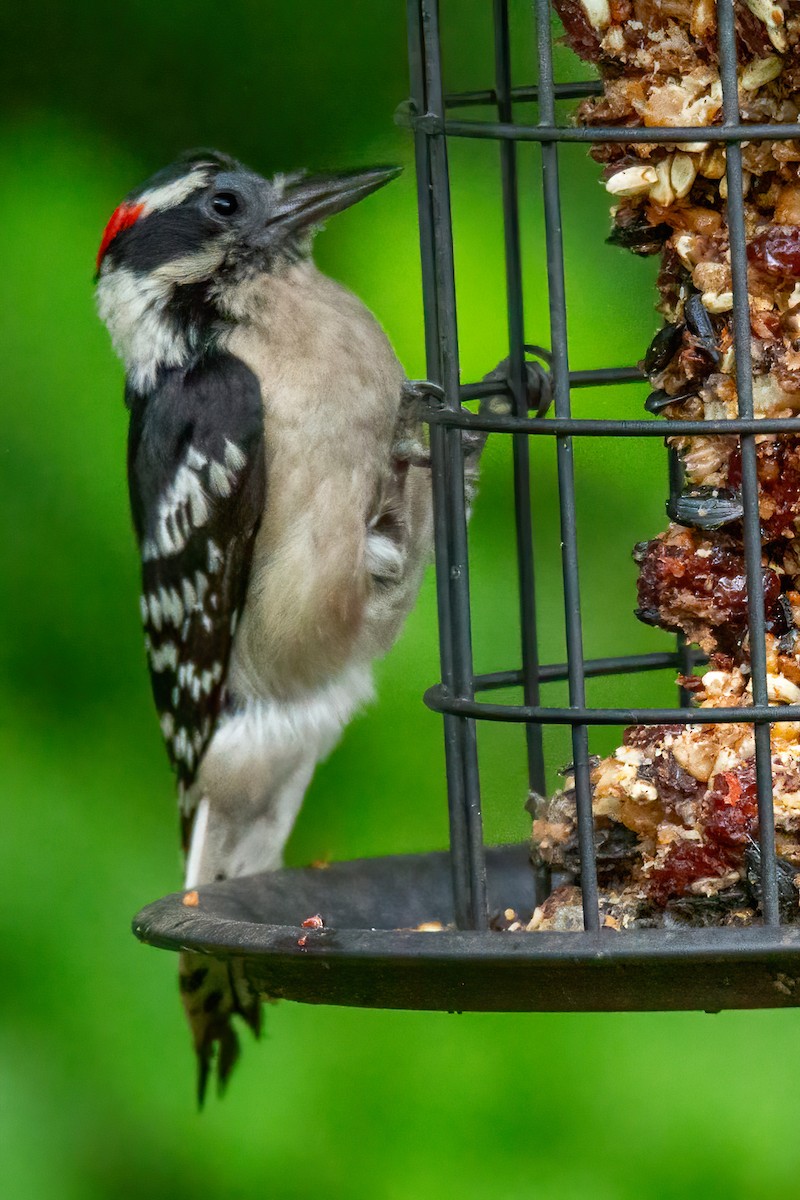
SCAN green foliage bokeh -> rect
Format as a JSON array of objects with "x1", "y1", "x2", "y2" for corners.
[{"x1": 2, "y1": 3, "x2": 798, "y2": 1198}]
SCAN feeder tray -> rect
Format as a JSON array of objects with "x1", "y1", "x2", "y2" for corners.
[
  {"x1": 133, "y1": 846, "x2": 800, "y2": 1011},
  {"x1": 133, "y1": 0, "x2": 800, "y2": 1014}
]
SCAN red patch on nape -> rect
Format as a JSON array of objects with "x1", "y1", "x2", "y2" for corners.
[{"x1": 96, "y1": 201, "x2": 145, "y2": 272}]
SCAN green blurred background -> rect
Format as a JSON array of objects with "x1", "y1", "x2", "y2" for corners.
[{"x1": 2, "y1": 2, "x2": 799, "y2": 1197}]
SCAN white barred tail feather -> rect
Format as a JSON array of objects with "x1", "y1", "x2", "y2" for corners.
[{"x1": 178, "y1": 953, "x2": 261, "y2": 1103}]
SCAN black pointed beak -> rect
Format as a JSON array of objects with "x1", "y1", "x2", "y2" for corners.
[{"x1": 271, "y1": 165, "x2": 402, "y2": 232}]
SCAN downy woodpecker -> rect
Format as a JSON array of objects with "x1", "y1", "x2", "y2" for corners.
[{"x1": 95, "y1": 150, "x2": 481, "y2": 1100}]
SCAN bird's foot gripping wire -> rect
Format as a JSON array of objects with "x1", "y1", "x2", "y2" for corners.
[
  {"x1": 401, "y1": 347, "x2": 553, "y2": 480},
  {"x1": 392, "y1": 379, "x2": 438, "y2": 468},
  {"x1": 402, "y1": 346, "x2": 553, "y2": 446}
]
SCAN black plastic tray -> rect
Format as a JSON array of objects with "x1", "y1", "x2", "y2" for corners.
[{"x1": 133, "y1": 844, "x2": 800, "y2": 1012}]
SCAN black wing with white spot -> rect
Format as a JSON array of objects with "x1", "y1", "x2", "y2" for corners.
[{"x1": 127, "y1": 352, "x2": 265, "y2": 820}]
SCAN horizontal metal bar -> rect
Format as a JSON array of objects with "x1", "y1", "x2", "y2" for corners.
[
  {"x1": 423, "y1": 407, "x2": 800, "y2": 437},
  {"x1": 570, "y1": 366, "x2": 644, "y2": 388},
  {"x1": 431, "y1": 118, "x2": 800, "y2": 144},
  {"x1": 423, "y1": 686, "x2": 800, "y2": 726},
  {"x1": 444, "y1": 80, "x2": 603, "y2": 109},
  {"x1": 459, "y1": 380, "x2": 511, "y2": 401},
  {"x1": 458, "y1": 365, "x2": 643, "y2": 403},
  {"x1": 475, "y1": 650, "x2": 706, "y2": 692}
]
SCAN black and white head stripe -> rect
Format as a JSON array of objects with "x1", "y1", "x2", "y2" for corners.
[
  {"x1": 96, "y1": 159, "x2": 247, "y2": 280},
  {"x1": 127, "y1": 349, "x2": 265, "y2": 826},
  {"x1": 95, "y1": 152, "x2": 257, "y2": 389},
  {"x1": 96, "y1": 150, "x2": 239, "y2": 272},
  {"x1": 96, "y1": 150, "x2": 401, "y2": 280}
]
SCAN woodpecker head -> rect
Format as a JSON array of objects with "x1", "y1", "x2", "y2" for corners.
[{"x1": 95, "y1": 149, "x2": 400, "y2": 390}]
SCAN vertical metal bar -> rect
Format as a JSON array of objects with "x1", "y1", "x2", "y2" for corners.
[
  {"x1": 717, "y1": 0, "x2": 779, "y2": 925},
  {"x1": 493, "y1": 0, "x2": 548, "y2": 802},
  {"x1": 407, "y1": 0, "x2": 488, "y2": 929},
  {"x1": 668, "y1": 449, "x2": 695, "y2": 706},
  {"x1": 535, "y1": 0, "x2": 599, "y2": 930},
  {"x1": 667, "y1": 447, "x2": 684, "y2": 515}
]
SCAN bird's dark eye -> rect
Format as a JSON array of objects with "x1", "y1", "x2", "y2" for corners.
[{"x1": 211, "y1": 192, "x2": 239, "y2": 216}]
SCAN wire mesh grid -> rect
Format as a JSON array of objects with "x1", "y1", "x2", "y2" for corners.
[
  {"x1": 135, "y1": 0, "x2": 800, "y2": 1012},
  {"x1": 405, "y1": 0, "x2": 800, "y2": 937}
]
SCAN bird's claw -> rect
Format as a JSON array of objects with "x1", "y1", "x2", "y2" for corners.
[
  {"x1": 392, "y1": 379, "x2": 438, "y2": 467},
  {"x1": 397, "y1": 347, "x2": 552, "y2": 473},
  {"x1": 401, "y1": 378, "x2": 445, "y2": 408},
  {"x1": 405, "y1": 346, "x2": 553, "y2": 424}
]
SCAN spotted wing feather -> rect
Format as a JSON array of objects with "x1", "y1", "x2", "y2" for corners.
[{"x1": 126, "y1": 352, "x2": 265, "y2": 838}]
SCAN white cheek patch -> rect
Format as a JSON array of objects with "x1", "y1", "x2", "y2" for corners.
[
  {"x1": 95, "y1": 166, "x2": 228, "y2": 389},
  {"x1": 153, "y1": 246, "x2": 228, "y2": 287},
  {"x1": 96, "y1": 249, "x2": 229, "y2": 389},
  {"x1": 96, "y1": 265, "x2": 189, "y2": 391}
]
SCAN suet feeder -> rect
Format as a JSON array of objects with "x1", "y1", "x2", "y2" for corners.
[{"x1": 134, "y1": 0, "x2": 800, "y2": 1012}]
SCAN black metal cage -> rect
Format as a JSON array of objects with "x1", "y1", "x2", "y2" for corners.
[
  {"x1": 135, "y1": 0, "x2": 800, "y2": 1012},
  {"x1": 406, "y1": 0, "x2": 791, "y2": 931}
]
